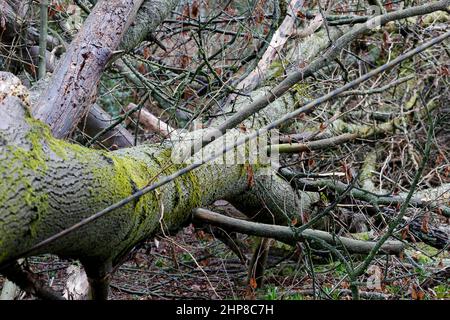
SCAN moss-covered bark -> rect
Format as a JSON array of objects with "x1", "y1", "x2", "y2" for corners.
[
  {"x1": 0, "y1": 72, "x2": 311, "y2": 267},
  {"x1": 0, "y1": 97, "x2": 240, "y2": 264}
]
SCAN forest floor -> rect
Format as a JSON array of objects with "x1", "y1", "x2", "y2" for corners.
[{"x1": 0, "y1": 219, "x2": 448, "y2": 300}]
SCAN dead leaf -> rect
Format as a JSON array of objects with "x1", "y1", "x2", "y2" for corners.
[
  {"x1": 401, "y1": 226, "x2": 409, "y2": 240},
  {"x1": 341, "y1": 162, "x2": 353, "y2": 181},
  {"x1": 438, "y1": 66, "x2": 450, "y2": 76},
  {"x1": 445, "y1": 165, "x2": 450, "y2": 178},
  {"x1": 244, "y1": 287, "x2": 256, "y2": 300},
  {"x1": 319, "y1": 123, "x2": 326, "y2": 132},
  {"x1": 420, "y1": 213, "x2": 430, "y2": 234},
  {"x1": 199, "y1": 258, "x2": 209, "y2": 267},
  {"x1": 181, "y1": 4, "x2": 190, "y2": 18},
  {"x1": 179, "y1": 55, "x2": 191, "y2": 68},
  {"x1": 143, "y1": 47, "x2": 151, "y2": 60},
  {"x1": 296, "y1": 11, "x2": 306, "y2": 19},
  {"x1": 137, "y1": 63, "x2": 146, "y2": 74},
  {"x1": 385, "y1": 1, "x2": 394, "y2": 10},
  {"x1": 191, "y1": 0, "x2": 199, "y2": 18},
  {"x1": 29, "y1": 64, "x2": 36, "y2": 76},
  {"x1": 302, "y1": 211, "x2": 310, "y2": 224},
  {"x1": 417, "y1": 291, "x2": 425, "y2": 300},
  {"x1": 196, "y1": 230, "x2": 206, "y2": 239},
  {"x1": 249, "y1": 277, "x2": 257, "y2": 289},
  {"x1": 435, "y1": 152, "x2": 445, "y2": 166},
  {"x1": 238, "y1": 123, "x2": 247, "y2": 132},
  {"x1": 255, "y1": 11, "x2": 264, "y2": 23},
  {"x1": 411, "y1": 284, "x2": 425, "y2": 300}
]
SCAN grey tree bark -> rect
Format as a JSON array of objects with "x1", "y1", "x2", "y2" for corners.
[
  {"x1": 2, "y1": 0, "x2": 445, "y2": 300},
  {"x1": 0, "y1": 71, "x2": 309, "y2": 270}
]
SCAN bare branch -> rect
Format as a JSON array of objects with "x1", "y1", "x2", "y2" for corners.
[{"x1": 192, "y1": 208, "x2": 405, "y2": 255}]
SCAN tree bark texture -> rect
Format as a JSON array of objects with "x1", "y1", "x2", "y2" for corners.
[
  {"x1": 0, "y1": 72, "x2": 313, "y2": 267},
  {"x1": 32, "y1": 0, "x2": 145, "y2": 138}
]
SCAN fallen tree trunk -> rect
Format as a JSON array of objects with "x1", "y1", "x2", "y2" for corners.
[
  {"x1": 1, "y1": 0, "x2": 180, "y2": 146},
  {"x1": 29, "y1": 78, "x2": 134, "y2": 150},
  {"x1": 31, "y1": 0, "x2": 180, "y2": 139},
  {"x1": 0, "y1": 72, "x2": 310, "y2": 270},
  {"x1": 81, "y1": 104, "x2": 135, "y2": 149},
  {"x1": 1, "y1": 1, "x2": 445, "y2": 300}
]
